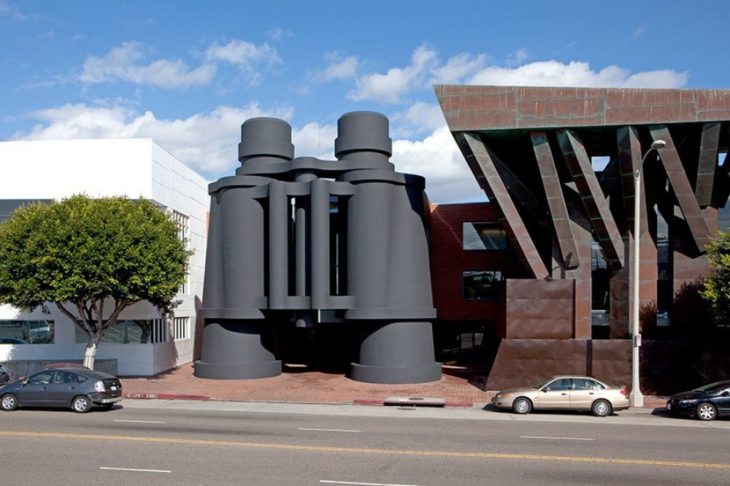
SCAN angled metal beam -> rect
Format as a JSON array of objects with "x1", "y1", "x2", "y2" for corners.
[
  {"x1": 487, "y1": 147, "x2": 549, "y2": 228},
  {"x1": 557, "y1": 129, "x2": 625, "y2": 268},
  {"x1": 649, "y1": 125, "x2": 711, "y2": 251},
  {"x1": 457, "y1": 132, "x2": 549, "y2": 279},
  {"x1": 617, "y1": 126, "x2": 648, "y2": 235},
  {"x1": 696, "y1": 122, "x2": 721, "y2": 207},
  {"x1": 530, "y1": 131, "x2": 580, "y2": 269}
]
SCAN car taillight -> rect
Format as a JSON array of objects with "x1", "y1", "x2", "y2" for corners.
[
  {"x1": 94, "y1": 380, "x2": 106, "y2": 392},
  {"x1": 620, "y1": 387, "x2": 629, "y2": 398}
]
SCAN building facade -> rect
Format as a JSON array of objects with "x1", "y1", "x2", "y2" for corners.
[
  {"x1": 0, "y1": 139, "x2": 208, "y2": 376},
  {"x1": 433, "y1": 85, "x2": 730, "y2": 389}
]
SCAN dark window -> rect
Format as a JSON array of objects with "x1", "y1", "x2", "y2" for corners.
[
  {"x1": 0, "y1": 320, "x2": 54, "y2": 344},
  {"x1": 53, "y1": 371, "x2": 80, "y2": 384},
  {"x1": 462, "y1": 223, "x2": 507, "y2": 250},
  {"x1": 463, "y1": 271, "x2": 504, "y2": 300},
  {"x1": 75, "y1": 320, "x2": 155, "y2": 344},
  {"x1": 573, "y1": 378, "x2": 605, "y2": 390},
  {"x1": 546, "y1": 378, "x2": 572, "y2": 391},
  {"x1": 28, "y1": 371, "x2": 54, "y2": 385}
]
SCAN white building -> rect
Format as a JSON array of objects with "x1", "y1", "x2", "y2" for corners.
[{"x1": 0, "y1": 138, "x2": 209, "y2": 376}]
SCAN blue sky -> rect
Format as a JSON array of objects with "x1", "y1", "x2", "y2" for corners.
[{"x1": 1, "y1": 0, "x2": 729, "y2": 203}]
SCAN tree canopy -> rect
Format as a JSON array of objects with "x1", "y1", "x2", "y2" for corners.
[
  {"x1": 701, "y1": 230, "x2": 730, "y2": 326},
  {"x1": 0, "y1": 195, "x2": 189, "y2": 368}
]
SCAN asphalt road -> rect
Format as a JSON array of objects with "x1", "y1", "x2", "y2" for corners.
[{"x1": 1, "y1": 400, "x2": 728, "y2": 485}]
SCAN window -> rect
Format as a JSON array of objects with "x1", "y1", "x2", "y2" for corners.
[
  {"x1": 462, "y1": 222, "x2": 507, "y2": 250},
  {"x1": 573, "y1": 378, "x2": 605, "y2": 390},
  {"x1": 462, "y1": 271, "x2": 504, "y2": 300},
  {"x1": 546, "y1": 378, "x2": 572, "y2": 391},
  {"x1": 74, "y1": 319, "x2": 168, "y2": 344},
  {"x1": 172, "y1": 210, "x2": 190, "y2": 294},
  {"x1": 0, "y1": 320, "x2": 54, "y2": 344},
  {"x1": 28, "y1": 371, "x2": 54, "y2": 385},
  {"x1": 172, "y1": 317, "x2": 190, "y2": 341},
  {"x1": 591, "y1": 241, "x2": 610, "y2": 324}
]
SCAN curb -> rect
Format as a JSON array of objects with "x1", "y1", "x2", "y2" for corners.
[{"x1": 124, "y1": 392, "x2": 210, "y2": 401}]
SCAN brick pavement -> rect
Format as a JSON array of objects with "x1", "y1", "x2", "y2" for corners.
[{"x1": 121, "y1": 363, "x2": 668, "y2": 409}]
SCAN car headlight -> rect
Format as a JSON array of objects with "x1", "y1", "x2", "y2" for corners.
[{"x1": 678, "y1": 399, "x2": 698, "y2": 405}]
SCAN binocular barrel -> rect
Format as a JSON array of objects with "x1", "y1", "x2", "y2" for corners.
[{"x1": 194, "y1": 112, "x2": 441, "y2": 383}]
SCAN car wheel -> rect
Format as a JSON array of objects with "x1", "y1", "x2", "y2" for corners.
[
  {"x1": 696, "y1": 402, "x2": 717, "y2": 421},
  {"x1": 512, "y1": 397, "x2": 532, "y2": 415},
  {"x1": 1, "y1": 393, "x2": 18, "y2": 411},
  {"x1": 71, "y1": 395, "x2": 92, "y2": 413},
  {"x1": 591, "y1": 399, "x2": 612, "y2": 417}
]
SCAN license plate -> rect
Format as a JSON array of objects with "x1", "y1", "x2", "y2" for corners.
[{"x1": 111, "y1": 386, "x2": 118, "y2": 391}]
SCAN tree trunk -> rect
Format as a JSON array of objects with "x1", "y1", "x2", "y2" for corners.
[{"x1": 83, "y1": 338, "x2": 99, "y2": 370}]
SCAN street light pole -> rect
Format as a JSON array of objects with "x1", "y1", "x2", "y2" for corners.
[{"x1": 631, "y1": 139, "x2": 666, "y2": 408}]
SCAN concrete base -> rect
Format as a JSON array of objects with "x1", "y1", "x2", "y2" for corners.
[
  {"x1": 351, "y1": 362, "x2": 441, "y2": 384},
  {"x1": 194, "y1": 319, "x2": 281, "y2": 380},
  {"x1": 350, "y1": 321, "x2": 441, "y2": 384},
  {"x1": 193, "y1": 359, "x2": 281, "y2": 379}
]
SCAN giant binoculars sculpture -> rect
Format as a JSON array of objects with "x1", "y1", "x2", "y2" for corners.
[{"x1": 194, "y1": 111, "x2": 441, "y2": 384}]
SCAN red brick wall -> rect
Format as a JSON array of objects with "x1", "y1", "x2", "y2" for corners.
[{"x1": 429, "y1": 202, "x2": 526, "y2": 322}]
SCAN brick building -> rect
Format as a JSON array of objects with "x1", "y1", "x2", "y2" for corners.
[{"x1": 428, "y1": 85, "x2": 730, "y2": 390}]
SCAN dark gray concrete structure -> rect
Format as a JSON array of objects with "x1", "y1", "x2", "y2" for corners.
[{"x1": 194, "y1": 112, "x2": 441, "y2": 384}]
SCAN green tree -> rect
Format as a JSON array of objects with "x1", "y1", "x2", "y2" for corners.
[
  {"x1": 0, "y1": 195, "x2": 189, "y2": 369},
  {"x1": 701, "y1": 230, "x2": 730, "y2": 326}
]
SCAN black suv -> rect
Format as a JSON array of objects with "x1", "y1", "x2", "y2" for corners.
[{"x1": 0, "y1": 367, "x2": 122, "y2": 413}]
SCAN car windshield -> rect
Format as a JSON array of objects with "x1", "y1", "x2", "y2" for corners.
[
  {"x1": 692, "y1": 381, "x2": 730, "y2": 393},
  {"x1": 533, "y1": 377, "x2": 556, "y2": 389}
]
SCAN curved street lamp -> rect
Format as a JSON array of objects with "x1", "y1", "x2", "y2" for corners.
[{"x1": 631, "y1": 139, "x2": 666, "y2": 408}]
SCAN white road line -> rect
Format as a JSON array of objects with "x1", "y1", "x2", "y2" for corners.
[
  {"x1": 520, "y1": 435, "x2": 595, "y2": 441},
  {"x1": 113, "y1": 419, "x2": 167, "y2": 424},
  {"x1": 100, "y1": 467, "x2": 171, "y2": 473},
  {"x1": 320, "y1": 481, "x2": 422, "y2": 486},
  {"x1": 299, "y1": 427, "x2": 362, "y2": 433}
]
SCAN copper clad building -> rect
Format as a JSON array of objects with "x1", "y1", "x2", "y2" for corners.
[{"x1": 434, "y1": 86, "x2": 730, "y2": 389}]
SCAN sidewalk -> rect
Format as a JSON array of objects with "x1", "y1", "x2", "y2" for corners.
[{"x1": 121, "y1": 363, "x2": 668, "y2": 409}]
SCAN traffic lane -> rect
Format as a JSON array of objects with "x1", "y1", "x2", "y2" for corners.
[
  {"x1": 2, "y1": 406, "x2": 729, "y2": 468},
  {"x1": 0, "y1": 428, "x2": 728, "y2": 486}
]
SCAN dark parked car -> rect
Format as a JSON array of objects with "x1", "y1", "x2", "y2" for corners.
[
  {"x1": 0, "y1": 365, "x2": 8, "y2": 385},
  {"x1": 0, "y1": 368, "x2": 122, "y2": 413},
  {"x1": 666, "y1": 380, "x2": 730, "y2": 421}
]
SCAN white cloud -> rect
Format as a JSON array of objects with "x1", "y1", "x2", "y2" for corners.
[
  {"x1": 391, "y1": 101, "x2": 446, "y2": 138},
  {"x1": 632, "y1": 26, "x2": 646, "y2": 37},
  {"x1": 0, "y1": 1, "x2": 28, "y2": 20},
  {"x1": 292, "y1": 122, "x2": 337, "y2": 160},
  {"x1": 348, "y1": 44, "x2": 438, "y2": 104},
  {"x1": 392, "y1": 126, "x2": 483, "y2": 203},
  {"x1": 315, "y1": 53, "x2": 359, "y2": 82},
  {"x1": 430, "y1": 53, "x2": 487, "y2": 84},
  {"x1": 80, "y1": 42, "x2": 216, "y2": 88},
  {"x1": 204, "y1": 39, "x2": 281, "y2": 72},
  {"x1": 14, "y1": 102, "x2": 294, "y2": 176},
  {"x1": 467, "y1": 60, "x2": 687, "y2": 88},
  {"x1": 266, "y1": 28, "x2": 293, "y2": 41},
  {"x1": 506, "y1": 48, "x2": 529, "y2": 66}
]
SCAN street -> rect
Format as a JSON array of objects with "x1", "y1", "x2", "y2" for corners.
[{"x1": 1, "y1": 400, "x2": 728, "y2": 485}]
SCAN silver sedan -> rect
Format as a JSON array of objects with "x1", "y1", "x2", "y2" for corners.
[{"x1": 492, "y1": 376, "x2": 630, "y2": 417}]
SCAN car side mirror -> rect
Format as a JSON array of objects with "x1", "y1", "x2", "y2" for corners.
[
  {"x1": 722, "y1": 391, "x2": 730, "y2": 397},
  {"x1": 541, "y1": 387, "x2": 549, "y2": 393}
]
